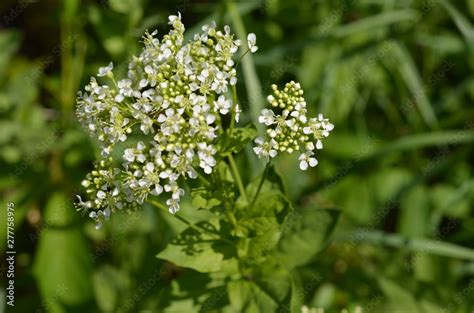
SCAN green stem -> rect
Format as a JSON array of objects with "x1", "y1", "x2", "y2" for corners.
[
  {"x1": 226, "y1": 210, "x2": 238, "y2": 227},
  {"x1": 196, "y1": 171, "x2": 211, "y2": 186},
  {"x1": 249, "y1": 162, "x2": 270, "y2": 210},
  {"x1": 228, "y1": 155, "x2": 248, "y2": 203},
  {"x1": 235, "y1": 49, "x2": 250, "y2": 67},
  {"x1": 229, "y1": 84, "x2": 238, "y2": 133}
]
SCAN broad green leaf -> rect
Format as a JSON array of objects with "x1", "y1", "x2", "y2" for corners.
[
  {"x1": 227, "y1": 280, "x2": 279, "y2": 313},
  {"x1": 243, "y1": 227, "x2": 282, "y2": 266},
  {"x1": 33, "y1": 193, "x2": 93, "y2": 313},
  {"x1": 235, "y1": 217, "x2": 280, "y2": 238},
  {"x1": 238, "y1": 190, "x2": 291, "y2": 223},
  {"x1": 235, "y1": 189, "x2": 291, "y2": 265},
  {"x1": 275, "y1": 208, "x2": 340, "y2": 269},
  {"x1": 251, "y1": 257, "x2": 291, "y2": 303},
  {"x1": 157, "y1": 223, "x2": 238, "y2": 273},
  {"x1": 378, "y1": 278, "x2": 421, "y2": 313},
  {"x1": 198, "y1": 286, "x2": 230, "y2": 312},
  {"x1": 242, "y1": 165, "x2": 287, "y2": 203},
  {"x1": 191, "y1": 187, "x2": 222, "y2": 210},
  {"x1": 93, "y1": 266, "x2": 130, "y2": 313}
]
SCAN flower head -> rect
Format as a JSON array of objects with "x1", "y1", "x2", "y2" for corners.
[
  {"x1": 76, "y1": 13, "x2": 248, "y2": 228},
  {"x1": 253, "y1": 81, "x2": 333, "y2": 170}
]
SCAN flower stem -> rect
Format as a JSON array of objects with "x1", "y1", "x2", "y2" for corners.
[
  {"x1": 229, "y1": 84, "x2": 237, "y2": 133},
  {"x1": 235, "y1": 49, "x2": 250, "y2": 67},
  {"x1": 196, "y1": 171, "x2": 211, "y2": 186},
  {"x1": 228, "y1": 155, "x2": 248, "y2": 204},
  {"x1": 249, "y1": 162, "x2": 270, "y2": 210}
]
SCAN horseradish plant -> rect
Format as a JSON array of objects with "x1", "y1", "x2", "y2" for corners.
[{"x1": 76, "y1": 13, "x2": 337, "y2": 311}]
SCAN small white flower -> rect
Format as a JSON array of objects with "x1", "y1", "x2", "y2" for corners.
[
  {"x1": 151, "y1": 184, "x2": 163, "y2": 195},
  {"x1": 97, "y1": 62, "x2": 113, "y2": 77},
  {"x1": 97, "y1": 190, "x2": 107, "y2": 199},
  {"x1": 259, "y1": 108, "x2": 275, "y2": 126},
  {"x1": 103, "y1": 208, "x2": 111, "y2": 219},
  {"x1": 299, "y1": 151, "x2": 318, "y2": 170},
  {"x1": 316, "y1": 139, "x2": 323, "y2": 150},
  {"x1": 214, "y1": 95, "x2": 232, "y2": 115},
  {"x1": 247, "y1": 33, "x2": 258, "y2": 53},
  {"x1": 124, "y1": 149, "x2": 135, "y2": 162}
]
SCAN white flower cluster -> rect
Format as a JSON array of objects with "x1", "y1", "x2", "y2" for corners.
[
  {"x1": 253, "y1": 81, "x2": 334, "y2": 170},
  {"x1": 75, "y1": 13, "x2": 257, "y2": 228}
]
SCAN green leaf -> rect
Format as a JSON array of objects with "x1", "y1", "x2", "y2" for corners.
[
  {"x1": 0, "y1": 31, "x2": 21, "y2": 80},
  {"x1": 227, "y1": 280, "x2": 279, "y2": 313},
  {"x1": 157, "y1": 223, "x2": 238, "y2": 273},
  {"x1": 275, "y1": 208, "x2": 340, "y2": 269},
  {"x1": 365, "y1": 130, "x2": 474, "y2": 159},
  {"x1": 431, "y1": 182, "x2": 473, "y2": 218},
  {"x1": 398, "y1": 185, "x2": 430, "y2": 237},
  {"x1": 439, "y1": 0, "x2": 474, "y2": 47},
  {"x1": 235, "y1": 190, "x2": 292, "y2": 265},
  {"x1": 378, "y1": 278, "x2": 421, "y2": 313},
  {"x1": 33, "y1": 193, "x2": 93, "y2": 313},
  {"x1": 390, "y1": 43, "x2": 438, "y2": 127},
  {"x1": 243, "y1": 227, "x2": 282, "y2": 266},
  {"x1": 239, "y1": 190, "x2": 291, "y2": 224},
  {"x1": 218, "y1": 124, "x2": 257, "y2": 156},
  {"x1": 251, "y1": 257, "x2": 291, "y2": 303},
  {"x1": 240, "y1": 165, "x2": 287, "y2": 204},
  {"x1": 93, "y1": 266, "x2": 130, "y2": 313},
  {"x1": 191, "y1": 187, "x2": 222, "y2": 210}
]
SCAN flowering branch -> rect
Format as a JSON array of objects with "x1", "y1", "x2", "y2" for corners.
[{"x1": 74, "y1": 13, "x2": 333, "y2": 233}]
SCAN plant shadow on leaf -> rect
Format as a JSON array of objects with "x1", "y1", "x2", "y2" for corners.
[{"x1": 157, "y1": 221, "x2": 238, "y2": 273}]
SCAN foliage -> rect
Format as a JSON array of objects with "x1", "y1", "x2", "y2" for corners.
[{"x1": 1, "y1": 0, "x2": 473, "y2": 313}]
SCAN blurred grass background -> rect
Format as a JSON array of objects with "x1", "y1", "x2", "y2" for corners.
[{"x1": 0, "y1": 0, "x2": 474, "y2": 312}]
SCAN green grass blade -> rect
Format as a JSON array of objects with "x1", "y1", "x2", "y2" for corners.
[
  {"x1": 338, "y1": 230, "x2": 474, "y2": 260},
  {"x1": 438, "y1": 0, "x2": 474, "y2": 47},
  {"x1": 366, "y1": 130, "x2": 474, "y2": 159},
  {"x1": 391, "y1": 43, "x2": 438, "y2": 128},
  {"x1": 330, "y1": 9, "x2": 417, "y2": 38}
]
